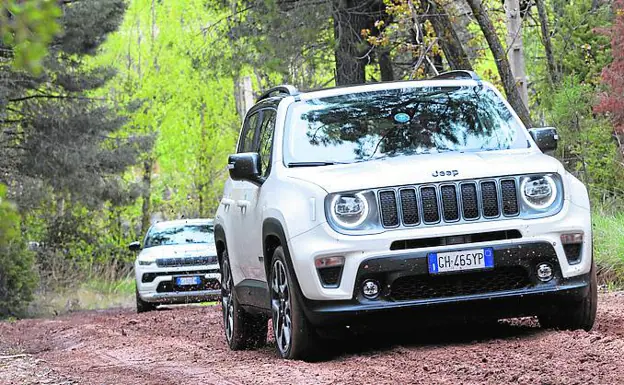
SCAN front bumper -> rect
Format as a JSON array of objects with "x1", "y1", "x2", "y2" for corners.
[
  {"x1": 288, "y1": 198, "x2": 592, "y2": 301},
  {"x1": 300, "y1": 242, "x2": 591, "y2": 326},
  {"x1": 135, "y1": 262, "x2": 221, "y2": 304}
]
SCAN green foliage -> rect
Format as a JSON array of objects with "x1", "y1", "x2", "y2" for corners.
[
  {"x1": 545, "y1": 79, "x2": 624, "y2": 203},
  {"x1": 593, "y1": 212, "x2": 624, "y2": 285},
  {"x1": 0, "y1": 0, "x2": 61, "y2": 73},
  {"x1": 92, "y1": 0, "x2": 239, "y2": 219},
  {"x1": 0, "y1": 184, "x2": 37, "y2": 317}
]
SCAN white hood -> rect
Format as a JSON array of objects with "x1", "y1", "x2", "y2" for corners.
[
  {"x1": 138, "y1": 242, "x2": 217, "y2": 261},
  {"x1": 287, "y1": 150, "x2": 564, "y2": 193}
]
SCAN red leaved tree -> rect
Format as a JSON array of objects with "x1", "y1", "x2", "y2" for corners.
[{"x1": 595, "y1": 0, "x2": 624, "y2": 153}]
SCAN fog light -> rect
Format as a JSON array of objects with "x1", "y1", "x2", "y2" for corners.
[
  {"x1": 362, "y1": 279, "x2": 380, "y2": 299},
  {"x1": 561, "y1": 232, "x2": 583, "y2": 244},
  {"x1": 537, "y1": 263, "x2": 554, "y2": 282}
]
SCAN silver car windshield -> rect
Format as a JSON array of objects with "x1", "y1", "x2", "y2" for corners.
[{"x1": 144, "y1": 224, "x2": 214, "y2": 248}]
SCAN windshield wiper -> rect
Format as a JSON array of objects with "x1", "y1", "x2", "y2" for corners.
[{"x1": 287, "y1": 161, "x2": 349, "y2": 167}]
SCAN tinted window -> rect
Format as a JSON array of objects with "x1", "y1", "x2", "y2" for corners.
[
  {"x1": 239, "y1": 113, "x2": 259, "y2": 153},
  {"x1": 144, "y1": 224, "x2": 214, "y2": 248},
  {"x1": 257, "y1": 109, "x2": 276, "y2": 176},
  {"x1": 283, "y1": 87, "x2": 528, "y2": 164}
]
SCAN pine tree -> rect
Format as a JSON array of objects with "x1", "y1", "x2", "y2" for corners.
[{"x1": 0, "y1": 0, "x2": 153, "y2": 208}]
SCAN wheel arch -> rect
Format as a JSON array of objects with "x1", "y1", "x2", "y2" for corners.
[{"x1": 214, "y1": 224, "x2": 227, "y2": 267}]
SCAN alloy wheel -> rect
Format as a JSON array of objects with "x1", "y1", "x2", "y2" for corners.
[
  {"x1": 271, "y1": 259, "x2": 292, "y2": 355},
  {"x1": 221, "y1": 258, "x2": 234, "y2": 343}
]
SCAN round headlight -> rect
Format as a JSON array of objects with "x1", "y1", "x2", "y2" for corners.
[
  {"x1": 331, "y1": 193, "x2": 369, "y2": 228},
  {"x1": 521, "y1": 175, "x2": 557, "y2": 209}
]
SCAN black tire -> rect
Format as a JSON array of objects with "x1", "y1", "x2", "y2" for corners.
[
  {"x1": 136, "y1": 287, "x2": 158, "y2": 313},
  {"x1": 539, "y1": 262, "x2": 597, "y2": 331},
  {"x1": 221, "y1": 250, "x2": 268, "y2": 350},
  {"x1": 270, "y1": 246, "x2": 320, "y2": 360}
]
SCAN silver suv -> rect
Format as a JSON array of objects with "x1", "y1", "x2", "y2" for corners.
[{"x1": 215, "y1": 71, "x2": 596, "y2": 360}]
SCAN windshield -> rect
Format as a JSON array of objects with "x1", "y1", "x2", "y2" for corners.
[
  {"x1": 144, "y1": 223, "x2": 214, "y2": 248},
  {"x1": 283, "y1": 86, "x2": 529, "y2": 164}
]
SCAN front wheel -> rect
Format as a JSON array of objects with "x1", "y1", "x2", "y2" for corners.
[
  {"x1": 221, "y1": 250, "x2": 267, "y2": 350},
  {"x1": 270, "y1": 246, "x2": 320, "y2": 360},
  {"x1": 539, "y1": 263, "x2": 597, "y2": 331},
  {"x1": 136, "y1": 287, "x2": 158, "y2": 313}
]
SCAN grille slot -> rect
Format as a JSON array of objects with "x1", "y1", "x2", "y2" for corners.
[
  {"x1": 379, "y1": 191, "x2": 399, "y2": 227},
  {"x1": 390, "y1": 267, "x2": 530, "y2": 301},
  {"x1": 501, "y1": 179, "x2": 519, "y2": 216},
  {"x1": 399, "y1": 189, "x2": 420, "y2": 225},
  {"x1": 460, "y1": 183, "x2": 479, "y2": 220},
  {"x1": 421, "y1": 187, "x2": 440, "y2": 223},
  {"x1": 440, "y1": 185, "x2": 459, "y2": 221},
  {"x1": 481, "y1": 181, "x2": 500, "y2": 217}
]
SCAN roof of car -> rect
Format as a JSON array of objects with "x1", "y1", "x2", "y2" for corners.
[
  {"x1": 254, "y1": 70, "x2": 483, "y2": 104},
  {"x1": 151, "y1": 218, "x2": 213, "y2": 228}
]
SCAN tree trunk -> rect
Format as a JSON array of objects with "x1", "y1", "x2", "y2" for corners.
[
  {"x1": 465, "y1": 0, "x2": 533, "y2": 127},
  {"x1": 425, "y1": 0, "x2": 473, "y2": 71},
  {"x1": 140, "y1": 158, "x2": 152, "y2": 235},
  {"x1": 504, "y1": 0, "x2": 529, "y2": 107},
  {"x1": 378, "y1": 49, "x2": 394, "y2": 81},
  {"x1": 535, "y1": 0, "x2": 559, "y2": 85},
  {"x1": 332, "y1": 0, "x2": 368, "y2": 85}
]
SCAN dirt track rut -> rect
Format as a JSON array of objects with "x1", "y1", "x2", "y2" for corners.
[{"x1": 3, "y1": 292, "x2": 624, "y2": 384}]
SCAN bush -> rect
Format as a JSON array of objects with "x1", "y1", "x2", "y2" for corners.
[
  {"x1": 593, "y1": 212, "x2": 624, "y2": 286},
  {"x1": 546, "y1": 79, "x2": 624, "y2": 205},
  {"x1": 0, "y1": 184, "x2": 37, "y2": 317}
]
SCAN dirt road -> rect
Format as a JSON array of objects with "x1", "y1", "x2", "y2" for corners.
[{"x1": 2, "y1": 293, "x2": 624, "y2": 385}]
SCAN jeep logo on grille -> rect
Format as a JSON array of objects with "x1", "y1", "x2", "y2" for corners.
[{"x1": 432, "y1": 170, "x2": 459, "y2": 177}]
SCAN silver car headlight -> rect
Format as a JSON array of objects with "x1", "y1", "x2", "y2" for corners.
[{"x1": 326, "y1": 190, "x2": 382, "y2": 234}]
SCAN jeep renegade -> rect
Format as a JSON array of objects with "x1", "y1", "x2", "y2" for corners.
[{"x1": 214, "y1": 71, "x2": 596, "y2": 360}]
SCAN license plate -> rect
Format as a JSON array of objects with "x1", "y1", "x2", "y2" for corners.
[
  {"x1": 428, "y1": 248, "x2": 494, "y2": 274},
  {"x1": 175, "y1": 276, "x2": 201, "y2": 286}
]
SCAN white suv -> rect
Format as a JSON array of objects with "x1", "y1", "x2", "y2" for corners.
[
  {"x1": 214, "y1": 71, "x2": 596, "y2": 360},
  {"x1": 131, "y1": 219, "x2": 220, "y2": 312}
]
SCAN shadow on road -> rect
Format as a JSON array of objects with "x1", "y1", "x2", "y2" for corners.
[{"x1": 263, "y1": 318, "x2": 543, "y2": 362}]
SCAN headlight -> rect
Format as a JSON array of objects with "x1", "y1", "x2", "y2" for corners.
[
  {"x1": 330, "y1": 193, "x2": 369, "y2": 228},
  {"x1": 520, "y1": 175, "x2": 557, "y2": 210},
  {"x1": 326, "y1": 190, "x2": 382, "y2": 234},
  {"x1": 138, "y1": 260, "x2": 154, "y2": 266}
]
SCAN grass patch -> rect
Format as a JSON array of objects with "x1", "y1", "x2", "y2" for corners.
[
  {"x1": 27, "y1": 277, "x2": 135, "y2": 317},
  {"x1": 594, "y1": 212, "x2": 624, "y2": 286}
]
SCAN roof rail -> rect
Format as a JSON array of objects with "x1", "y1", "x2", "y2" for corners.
[
  {"x1": 433, "y1": 70, "x2": 481, "y2": 81},
  {"x1": 257, "y1": 85, "x2": 299, "y2": 102}
]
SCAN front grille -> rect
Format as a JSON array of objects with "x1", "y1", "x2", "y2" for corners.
[
  {"x1": 390, "y1": 267, "x2": 530, "y2": 301},
  {"x1": 377, "y1": 177, "x2": 520, "y2": 228},
  {"x1": 156, "y1": 256, "x2": 217, "y2": 267}
]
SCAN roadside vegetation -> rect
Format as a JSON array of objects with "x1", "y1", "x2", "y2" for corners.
[{"x1": 1, "y1": 0, "x2": 623, "y2": 318}]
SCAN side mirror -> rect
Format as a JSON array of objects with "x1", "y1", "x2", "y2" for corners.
[
  {"x1": 529, "y1": 127, "x2": 558, "y2": 154},
  {"x1": 128, "y1": 241, "x2": 141, "y2": 252},
  {"x1": 228, "y1": 152, "x2": 263, "y2": 185}
]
